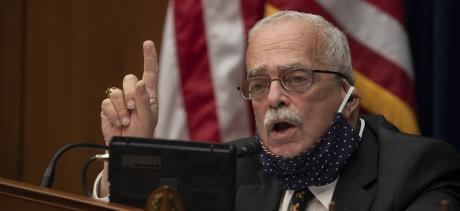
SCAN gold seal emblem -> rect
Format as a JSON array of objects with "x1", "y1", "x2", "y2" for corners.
[{"x1": 145, "y1": 186, "x2": 183, "y2": 211}]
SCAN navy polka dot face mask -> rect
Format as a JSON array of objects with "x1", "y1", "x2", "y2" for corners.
[{"x1": 258, "y1": 87, "x2": 365, "y2": 190}]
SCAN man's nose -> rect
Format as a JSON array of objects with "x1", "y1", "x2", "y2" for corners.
[{"x1": 267, "y1": 80, "x2": 289, "y2": 108}]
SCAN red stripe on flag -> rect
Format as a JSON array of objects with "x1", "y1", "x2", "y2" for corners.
[
  {"x1": 266, "y1": 0, "x2": 416, "y2": 109},
  {"x1": 366, "y1": 0, "x2": 405, "y2": 25},
  {"x1": 267, "y1": 0, "x2": 310, "y2": 11},
  {"x1": 174, "y1": 0, "x2": 220, "y2": 142},
  {"x1": 348, "y1": 38, "x2": 416, "y2": 109},
  {"x1": 240, "y1": 0, "x2": 266, "y2": 34},
  {"x1": 269, "y1": 0, "x2": 405, "y2": 25}
]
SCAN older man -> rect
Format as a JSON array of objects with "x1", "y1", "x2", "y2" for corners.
[{"x1": 99, "y1": 11, "x2": 460, "y2": 210}]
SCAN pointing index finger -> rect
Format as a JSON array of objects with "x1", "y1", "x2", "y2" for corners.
[{"x1": 142, "y1": 40, "x2": 158, "y2": 100}]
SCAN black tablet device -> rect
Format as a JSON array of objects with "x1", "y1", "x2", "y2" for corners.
[{"x1": 108, "y1": 136, "x2": 236, "y2": 210}]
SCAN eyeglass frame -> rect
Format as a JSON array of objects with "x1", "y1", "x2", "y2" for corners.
[{"x1": 236, "y1": 69, "x2": 350, "y2": 101}]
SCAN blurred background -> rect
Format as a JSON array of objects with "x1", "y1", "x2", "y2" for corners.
[
  {"x1": 1, "y1": 0, "x2": 459, "y2": 196},
  {"x1": 0, "y1": 0, "x2": 168, "y2": 195}
]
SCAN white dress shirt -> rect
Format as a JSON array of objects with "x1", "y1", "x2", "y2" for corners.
[{"x1": 278, "y1": 179, "x2": 338, "y2": 211}]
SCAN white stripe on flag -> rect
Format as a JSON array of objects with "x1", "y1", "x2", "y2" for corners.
[
  {"x1": 155, "y1": 0, "x2": 190, "y2": 140},
  {"x1": 202, "y1": 0, "x2": 252, "y2": 142},
  {"x1": 316, "y1": 0, "x2": 414, "y2": 79}
]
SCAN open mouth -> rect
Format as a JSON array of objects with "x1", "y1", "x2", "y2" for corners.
[
  {"x1": 271, "y1": 121, "x2": 296, "y2": 132},
  {"x1": 267, "y1": 121, "x2": 297, "y2": 139}
]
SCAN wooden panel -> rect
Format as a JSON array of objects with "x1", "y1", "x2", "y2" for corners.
[
  {"x1": 0, "y1": 0, "x2": 25, "y2": 180},
  {"x1": 0, "y1": 177, "x2": 141, "y2": 210},
  {"x1": 22, "y1": 0, "x2": 168, "y2": 194}
]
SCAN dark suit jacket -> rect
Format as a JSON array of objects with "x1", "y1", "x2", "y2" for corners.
[{"x1": 233, "y1": 115, "x2": 460, "y2": 211}]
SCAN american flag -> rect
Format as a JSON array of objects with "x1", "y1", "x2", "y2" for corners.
[{"x1": 155, "y1": 0, "x2": 418, "y2": 142}]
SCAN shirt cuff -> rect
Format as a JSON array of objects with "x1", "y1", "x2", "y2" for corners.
[{"x1": 92, "y1": 170, "x2": 109, "y2": 202}]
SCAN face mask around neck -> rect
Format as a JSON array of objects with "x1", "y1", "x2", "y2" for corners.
[{"x1": 258, "y1": 86, "x2": 365, "y2": 190}]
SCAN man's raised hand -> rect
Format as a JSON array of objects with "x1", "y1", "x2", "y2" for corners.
[{"x1": 100, "y1": 40, "x2": 159, "y2": 145}]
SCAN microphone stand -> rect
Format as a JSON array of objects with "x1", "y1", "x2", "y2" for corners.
[{"x1": 40, "y1": 143, "x2": 107, "y2": 188}]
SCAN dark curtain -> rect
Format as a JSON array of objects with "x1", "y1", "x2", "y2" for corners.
[{"x1": 406, "y1": 0, "x2": 460, "y2": 150}]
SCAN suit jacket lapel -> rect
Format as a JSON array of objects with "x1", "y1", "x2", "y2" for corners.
[
  {"x1": 332, "y1": 124, "x2": 378, "y2": 210},
  {"x1": 236, "y1": 170, "x2": 282, "y2": 211}
]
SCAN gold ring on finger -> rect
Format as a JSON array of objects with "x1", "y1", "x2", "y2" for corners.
[{"x1": 105, "y1": 87, "x2": 117, "y2": 98}]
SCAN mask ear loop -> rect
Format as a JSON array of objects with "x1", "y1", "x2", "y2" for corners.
[
  {"x1": 358, "y1": 118, "x2": 365, "y2": 137},
  {"x1": 337, "y1": 86, "x2": 366, "y2": 138},
  {"x1": 338, "y1": 86, "x2": 355, "y2": 113}
]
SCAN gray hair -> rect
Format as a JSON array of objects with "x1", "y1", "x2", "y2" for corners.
[{"x1": 248, "y1": 11, "x2": 354, "y2": 85}]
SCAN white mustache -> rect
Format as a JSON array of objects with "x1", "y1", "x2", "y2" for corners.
[{"x1": 264, "y1": 106, "x2": 303, "y2": 130}]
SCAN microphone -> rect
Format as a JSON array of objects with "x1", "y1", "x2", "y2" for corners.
[
  {"x1": 236, "y1": 138, "x2": 261, "y2": 157},
  {"x1": 41, "y1": 143, "x2": 107, "y2": 188}
]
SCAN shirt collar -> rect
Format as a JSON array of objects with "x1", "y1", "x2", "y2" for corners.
[{"x1": 308, "y1": 178, "x2": 338, "y2": 209}]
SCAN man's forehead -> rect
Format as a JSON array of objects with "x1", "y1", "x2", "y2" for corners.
[
  {"x1": 250, "y1": 19, "x2": 318, "y2": 40},
  {"x1": 245, "y1": 20, "x2": 326, "y2": 72},
  {"x1": 247, "y1": 20, "x2": 320, "y2": 48}
]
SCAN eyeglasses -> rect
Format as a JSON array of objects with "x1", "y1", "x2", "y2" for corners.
[{"x1": 237, "y1": 69, "x2": 347, "y2": 101}]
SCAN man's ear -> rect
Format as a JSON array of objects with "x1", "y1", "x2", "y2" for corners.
[{"x1": 341, "y1": 81, "x2": 361, "y2": 123}]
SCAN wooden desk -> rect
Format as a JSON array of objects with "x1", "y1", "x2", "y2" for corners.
[{"x1": 0, "y1": 177, "x2": 141, "y2": 210}]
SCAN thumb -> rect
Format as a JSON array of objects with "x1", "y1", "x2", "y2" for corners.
[{"x1": 100, "y1": 111, "x2": 115, "y2": 145}]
